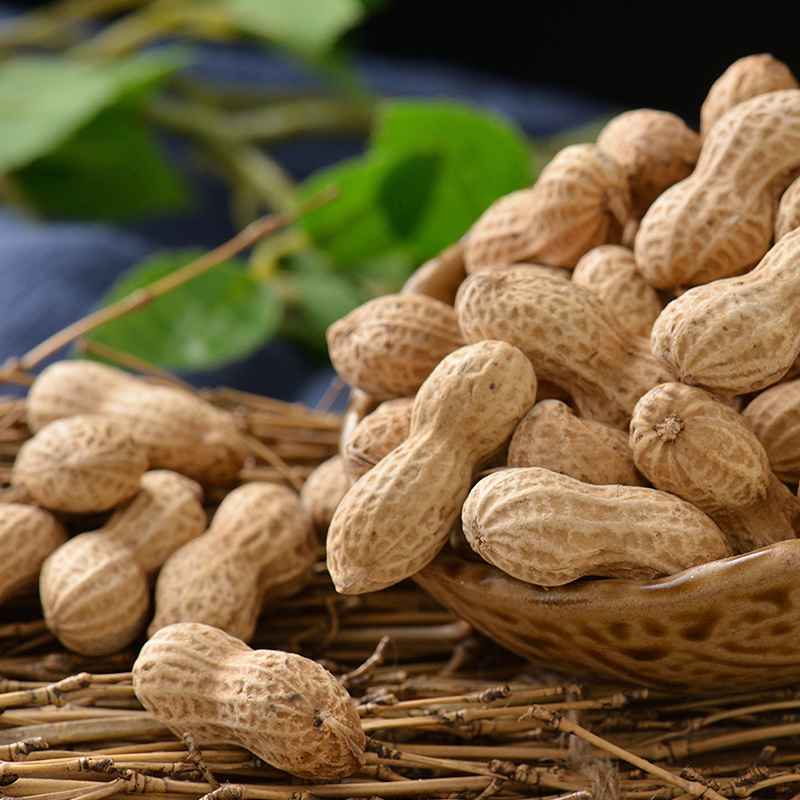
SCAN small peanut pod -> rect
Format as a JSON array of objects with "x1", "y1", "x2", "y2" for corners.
[
  {"x1": 39, "y1": 470, "x2": 207, "y2": 655},
  {"x1": 25, "y1": 360, "x2": 246, "y2": 486},
  {"x1": 456, "y1": 264, "x2": 672, "y2": 429},
  {"x1": 326, "y1": 294, "x2": 466, "y2": 401},
  {"x1": 634, "y1": 89, "x2": 800, "y2": 289},
  {"x1": 327, "y1": 340, "x2": 538, "y2": 595},
  {"x1": 0, "y1": 504, "x2": 67, "y2": 605},
  {"x1": 12, "y1": 414, "x2": 149, "y2": 514},
  {"x1": 508, "y1": 399, "x2": 645, "y2": 486},
  {"x1": 596, "y1": 108, "x2": 701, "y2": 219},
  {"x1": 649, "y1": 226, "x2": 800, "y2": 396},
  {"x1": 572, "y1": 244, "x2": 664, "y2": 338},
  {"x1": 630, "y1": 382, "x2": 800, "y2": 553},
  {"x1": 700, "y1": 53, "x2": 800, "y2": 139},
  {"x1": 462, "y1": 467, "x2": 732, "y2": 587},
  {"x1": 133, "y1": 622, "x2": 366, "y2": 780},
  {"x1": 741, "y1": 379, "x2": 800, "y2": 484},
  {"x1": 341, "y1": 396, "x2": 413, "y2": 483},
  {"x1": 463, "y1": 143, "x2": 631, "y2": 273},
  {"x1": 149, "y1": 482, "x2": 319, "y2": 642}
]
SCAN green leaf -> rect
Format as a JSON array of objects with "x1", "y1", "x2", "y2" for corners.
[
  {"x1": 298, "y1": 99, "x2": 533, "y2": 268},
  {"x1": 0, "y1": 52, "x2": 183, "y2": 172},
  {"x1": 14, "y1": 102, "x2": 190, "y2": 221},
  {"x1": 213, "y1": 0, "x2": 366, "y2": 56},
  {"x1": 87, "y1": 249, "x2": 283, "y2": 371}
]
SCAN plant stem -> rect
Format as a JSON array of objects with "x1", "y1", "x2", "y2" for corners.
[{"x1": 0, "y1": 186, "x2": 338, "y2": 388}]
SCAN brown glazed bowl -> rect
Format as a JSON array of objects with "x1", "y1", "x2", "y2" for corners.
[{"x1": 414, "y1": 540, "x2": 800, "y2": 694}]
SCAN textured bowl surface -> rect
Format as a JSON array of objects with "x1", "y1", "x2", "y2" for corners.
[{"x1": 414, "y1": 540, "x2": 800, "y2": 694}]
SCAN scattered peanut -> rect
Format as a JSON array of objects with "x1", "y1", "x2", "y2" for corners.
[
  {"x1": 740, "y1": 378, "x2": 800, "y2": 485},
  {"x1": 25, "y1": 360, "x2": 246, "y2": 486},
  {"x1": 634, "y1": 89, "x2": 800, "y2": 289},
  {"x1": 572, "y1": 244, "x2": 664, "y2": 338},
  {"x1": 630, "y1": 382, "x2": 800, "y2": 553},
  {"x1": 649, "y1": 225, "x2": 800, "y2": 395},
  {"x1": 39, "y1": 470, "x2": 207, "y2": 655},
  {"x1": 149, "y1": 481, "x2": 319, "y2": 642},
  {"x1": 0, "y1": 504, "x2": 66, "y2": 606},
  {"x1": 341, "y1": 395, "x2": 413, "y2": 483},
  {"x1": 132, "y1": 622, "x2": 366, "y2": 780},
  {"x1": 12, "y1": 414, "x2": 148, "y2": 514}
]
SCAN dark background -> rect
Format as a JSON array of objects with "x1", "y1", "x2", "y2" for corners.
[{"x1": 351, "y1": 2, "x2": 800, "y2": 125}]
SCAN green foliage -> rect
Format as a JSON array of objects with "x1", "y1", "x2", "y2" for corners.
[
  {"x1": 87, "y1": 249, "x2": 282, "y2": 371},
  {"x1": 298, "y1": 100, "x2": 534, "y2": 269},
  {"x1": 15, "y1": 102, "x2": 190, "y2": 221},
  {"x1": 211, "y1": 0, "x2": 366, "y2": 57},
  {"x1": 0, "y1": 52, "x2": 183, "y2": 172},
  {"x1": 0, "y1": 0, "x2": 571, "y2": 375}
]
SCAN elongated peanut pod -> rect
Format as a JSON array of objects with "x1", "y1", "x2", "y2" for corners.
[
  {"x1": 462, "y1": 467, "x2": 732, "y2": 586},
  {"x1": 456, "y1": 264, "x2": 671, "y2": 429},
  {"x1": 133, "y1": 622, "x2": 366, "y2": 780},
  {"x1": 327, "y1": 340, "x2": 537, "y2": 594},
  {"x1": 649, "y1": 226, "x2": 800, "y2": 396}
]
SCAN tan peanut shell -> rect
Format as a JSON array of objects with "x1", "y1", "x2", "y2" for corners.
[
  {"x1": 700, "y1": 53, "x2": 800, "y2": 139},
  {"x1": 649, "y1": 225, "x2": 800, "y2": 395},
  {"x1": 133, "y1": 622, "x2": 366, "y2": 780},
  {"x1": 25, "y1": 360, "x2": 246, "y2": 486},
  {"x1": 462, "y1": 467, "x2": 732, "y2": 586},
  {"x1": 572, "y1": 244, "x2": 664, "y2": 338},
  {"x1": 327, "y1": 340, "x2": 538, "y2": 595},
  {"x1": 456, "y1": 264, "x2": 672, "y2": 429},
  {"x1": 775, "y1": 173, "x2": 800, "y2": 240},
  {"x1": 596, "y1": 108, "x2": 701, "y2": 218},
  {"x1": 149, "y1": 481, "x2": 319, "y2": 642},
  {"x1": 740, "y1": 379, "x2": 800, "y2": 484},
  {"x1": 630, "y1": 383, "x2": 800, "y2": 553},
  {"x1": 400, "y1": 239, "x2": 467, "y2": 305},
  {"x1": 341, "y1": 396, "x2": 413, "y2": 483},
  {"x1": 463, "y1": 143, "x2": 631, "y2": 273},
  {"x1": 508, "y1": 399, "x2": 645, "y2": 486},
  {"x1": 100, "y1": 470, "x2": 207, "y2": 575},
  {"x1": 40, "y1": 533, "x2": 151, "y2": 655},
  {"x1": 415, "y1": 541, "x2": 800, "y2": 694},
  {"x1": 299, "y1": 454, "x2": 350, "y2": 536},
  {"x1": 12, "y1": 414, "x2": 148, "y2": 514},
  {"x1": 0, "y1": 504, "x2": 67, "y2": 605},
  {"x1": 39, "y1": 470, "x2": 207, "y2": 655},
  {"x1": 326, "y1": 293, "x2": 465, "y2": 401},
  {"x1": 634, "y1": 89, "x2": 800, "y2": 289}
]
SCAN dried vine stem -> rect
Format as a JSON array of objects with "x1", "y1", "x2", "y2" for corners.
[
  {"x1": 0, "y1": 185, "x2": 338, "y2": 390},
  {"x1": 526, "y1": 706, "x2": 729, "y2": 800}
]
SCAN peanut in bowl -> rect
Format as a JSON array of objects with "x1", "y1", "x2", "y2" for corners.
[{"x1": 414, "y1": 539, "x2": 800, "y2": 694}]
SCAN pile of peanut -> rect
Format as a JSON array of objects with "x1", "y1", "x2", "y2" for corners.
[
  {"x1": 324, "y1": 52, "x2": 800, "y2": 594},
  {"x1": 4, "y1": 51, "x2": 800, "y2": 781}
]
